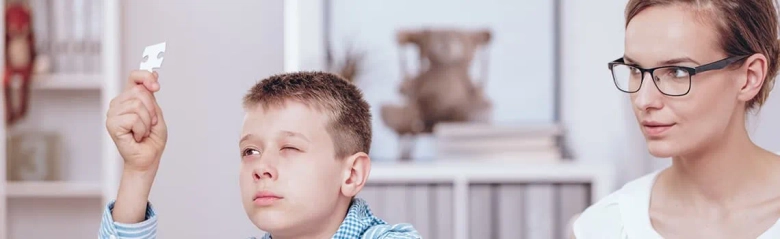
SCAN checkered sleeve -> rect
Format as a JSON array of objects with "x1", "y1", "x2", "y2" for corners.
[
  {"x1": 98, "y1": 200, "x2": 158, "y2": 239},
  {"x1": 362, "y1": 223, "x2": 421, "y2": 239}
]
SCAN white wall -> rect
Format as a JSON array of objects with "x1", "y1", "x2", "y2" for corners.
[
  {"x1": 121, "y1": 0, "x2": 284, "y2": 237},
  {"x1": 324, "y1": 0, "x2": 558, "y2": 160},
  {"x1": 748, "y1": 95, "x2": 780, "y2": 153},
  {"x1": 560, "y1": 0, "x2": 653, "y2": 185}
]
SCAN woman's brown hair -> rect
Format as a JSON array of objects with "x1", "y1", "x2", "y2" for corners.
[{"x1": 625, "y1": 0, "x2": 779, "y2": 110}]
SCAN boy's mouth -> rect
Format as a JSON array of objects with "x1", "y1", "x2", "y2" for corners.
[{"x1": 254, "y1": 191, "x2": 283, "y2": 206}]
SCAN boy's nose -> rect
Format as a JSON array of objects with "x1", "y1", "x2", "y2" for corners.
[
  {"x1": 253, "y1": 160, "x2": 278, "y2": 181},
  {"x1": 253, "y1": 170, "x2": 274, "y2": 181}
]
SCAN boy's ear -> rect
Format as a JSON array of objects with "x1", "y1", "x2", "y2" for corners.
[{"x1": 340, "y1": 152, "x2": 371, "y2": 197}]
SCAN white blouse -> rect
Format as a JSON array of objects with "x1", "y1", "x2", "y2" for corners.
[{"x1": 572, "y1": 170, "x2": 780, "y2": 239}]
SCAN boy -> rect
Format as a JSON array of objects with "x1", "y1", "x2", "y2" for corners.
[{"x1": 99, "y1": 70, "x2": 421, "y2": 239}]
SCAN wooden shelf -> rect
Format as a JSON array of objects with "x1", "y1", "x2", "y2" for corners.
[
  {"x1": 31, "y1": 73, "x2": 103, "y2": 90},
  {"x1": 6, "y1": 181, "x2": 102, "y2": 198}
]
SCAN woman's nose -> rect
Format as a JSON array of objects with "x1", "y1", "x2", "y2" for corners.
[{"x1": 633, "y1": 73, "x2": 664, "y2": 111}]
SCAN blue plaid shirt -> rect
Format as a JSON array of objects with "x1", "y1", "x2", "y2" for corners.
[{"x1": 98, "y1": 197, "x2": 420, "y2": 239}]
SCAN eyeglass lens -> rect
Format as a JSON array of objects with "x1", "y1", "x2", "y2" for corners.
[{"x1": 611, "y1": 65, "x2": 691, "y2": 95}]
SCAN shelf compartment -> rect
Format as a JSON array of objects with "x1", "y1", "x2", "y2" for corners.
[
  {"x1": 7, "y1": 197, "x2": 103, "y2": 238},
  {"x1": 6, "y1": 181, "x2": 102, "y2": 198},
  {"x1": 30, "y1": 73, "x2": 103, "y2": 90}
]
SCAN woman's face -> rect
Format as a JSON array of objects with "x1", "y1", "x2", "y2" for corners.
[{"x1": 624, "y1": 4, "x2": 746, "y2": 158}]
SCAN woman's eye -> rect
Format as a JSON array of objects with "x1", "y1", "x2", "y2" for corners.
[
  {"x1": 674, "y1": 68, "x2": 687, "y2": 77},
  {"x1": 242, "y1": 148, "x2": 260, "y2": 156}
]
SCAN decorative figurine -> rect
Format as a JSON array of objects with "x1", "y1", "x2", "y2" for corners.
[
  {"x1": 382, "y1": 28, "x2": 493, "y2": 160},
  {"x1": 4, "y1": 2, "x2": 36, "y2": 126}
]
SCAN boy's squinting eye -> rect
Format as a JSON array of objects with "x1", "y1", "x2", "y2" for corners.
[
  {"x1": 281, "y1": 146, "x2": 300, "y2": 152},
  {"x1": 242, "y1": 148, "x2": 260, "y2": 157}
]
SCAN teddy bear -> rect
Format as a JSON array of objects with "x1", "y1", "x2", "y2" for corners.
[
  {"x1": 4, "y1": 2, "x2": 36, "y2": 126},
  {"x1": 381, "y1": 28, "x2": 493, "y2": 159}
]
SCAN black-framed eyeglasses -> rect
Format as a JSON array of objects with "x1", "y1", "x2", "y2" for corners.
[{"x1": 607, "y1": 55, "x2": 750, "y2": 96}]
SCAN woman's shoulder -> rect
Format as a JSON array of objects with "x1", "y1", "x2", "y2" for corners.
[
  {"x1": 571, "y1": 188, "x2": 624, "y2": 238},
  {"x1": 571, "y1": 171, "x2": 662, "y2": 239}
]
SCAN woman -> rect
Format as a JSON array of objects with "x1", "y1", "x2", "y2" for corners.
[{"x1": 573, "y1": 0, "x2": 780, "y2": 238}]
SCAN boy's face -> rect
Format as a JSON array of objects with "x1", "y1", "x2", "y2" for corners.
[{"x1": 238, "y1": 101, "x2": 350, "y2": 234}]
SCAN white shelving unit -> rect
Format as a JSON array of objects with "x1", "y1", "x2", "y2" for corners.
[
  {"x1": 365, "y1": 161, "x2": 615, "y2": 239},
  {"x1": 368, "y1": 161, "x2": 615, "y2": 202},
  {"x1": 0, "y1": 0, "x2": 122, "y2": 238},
  {"x1": 6, "y1": 181, "x2": 102, "y2": 198},
  {"x1": 31, "y1": 73, "x2": 103, "y2": 90}
]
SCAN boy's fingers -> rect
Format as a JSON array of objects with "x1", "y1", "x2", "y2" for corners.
[
  {"x1": 129, "y1": 85, "x2": 159, "y2": 125},
  {"x1": 130, "y1": 114, "x2": 149, "y2": 142},
  {"x1": 126, "y1": 70, "x2": 160, "y2": 92},
  {"x1": 110, "y1": 112, "x2": 149, "y2": 143},
  {"x1": 116, "y1": 98, "x2": 153, "y2": 137},
  {"x1": 111, "y1": 85, "x2": 158, "y2": 125},
  {"x1": 151, "y1": 94, "x2": 164, "y2": 126}
]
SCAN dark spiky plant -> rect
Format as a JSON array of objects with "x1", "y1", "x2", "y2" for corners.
[{"x1": 327, "y1": 43, "x2": 366, "y2": 84}]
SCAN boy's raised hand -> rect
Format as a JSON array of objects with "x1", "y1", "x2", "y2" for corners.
[{"x1": 106, "y1": 70, "x2": 168, "y2": 173}]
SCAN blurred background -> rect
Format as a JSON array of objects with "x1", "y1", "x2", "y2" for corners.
[{"x1": 0, "y1": 0, "x2": 777, "y2": 239}]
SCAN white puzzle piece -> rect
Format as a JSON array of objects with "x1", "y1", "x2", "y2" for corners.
[{"x1": 140, "y1": 42, "x2": 167, "y2": 72}]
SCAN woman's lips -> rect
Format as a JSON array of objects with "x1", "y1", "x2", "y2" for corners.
[{"x1": 642, "y1": 123, "x2": 675, "y2": 137}]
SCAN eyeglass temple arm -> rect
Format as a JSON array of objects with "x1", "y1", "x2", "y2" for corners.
[{"x1": 695, "y1": 55, "x2": 749, "y2": 73}]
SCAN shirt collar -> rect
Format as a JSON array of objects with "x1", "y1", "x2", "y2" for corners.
[{"x1": 260, "y1": 197, "x2": 385, "y2": 239}]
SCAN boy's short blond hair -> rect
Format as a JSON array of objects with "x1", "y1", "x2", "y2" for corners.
[{"x1": 243, "y1": 71, "x2": 372, "y2": 158}]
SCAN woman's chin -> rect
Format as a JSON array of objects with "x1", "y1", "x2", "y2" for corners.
[{"x1": 646, "y1": 140, "x2": 679, "y2": 158}]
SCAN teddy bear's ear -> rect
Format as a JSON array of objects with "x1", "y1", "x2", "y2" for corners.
[
  {"x1": 397, "y1": 29, "x2": 424, "y2": 45},
  {"x1": 472, "y1": 29, "x2": 492, "y2": 45}
]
